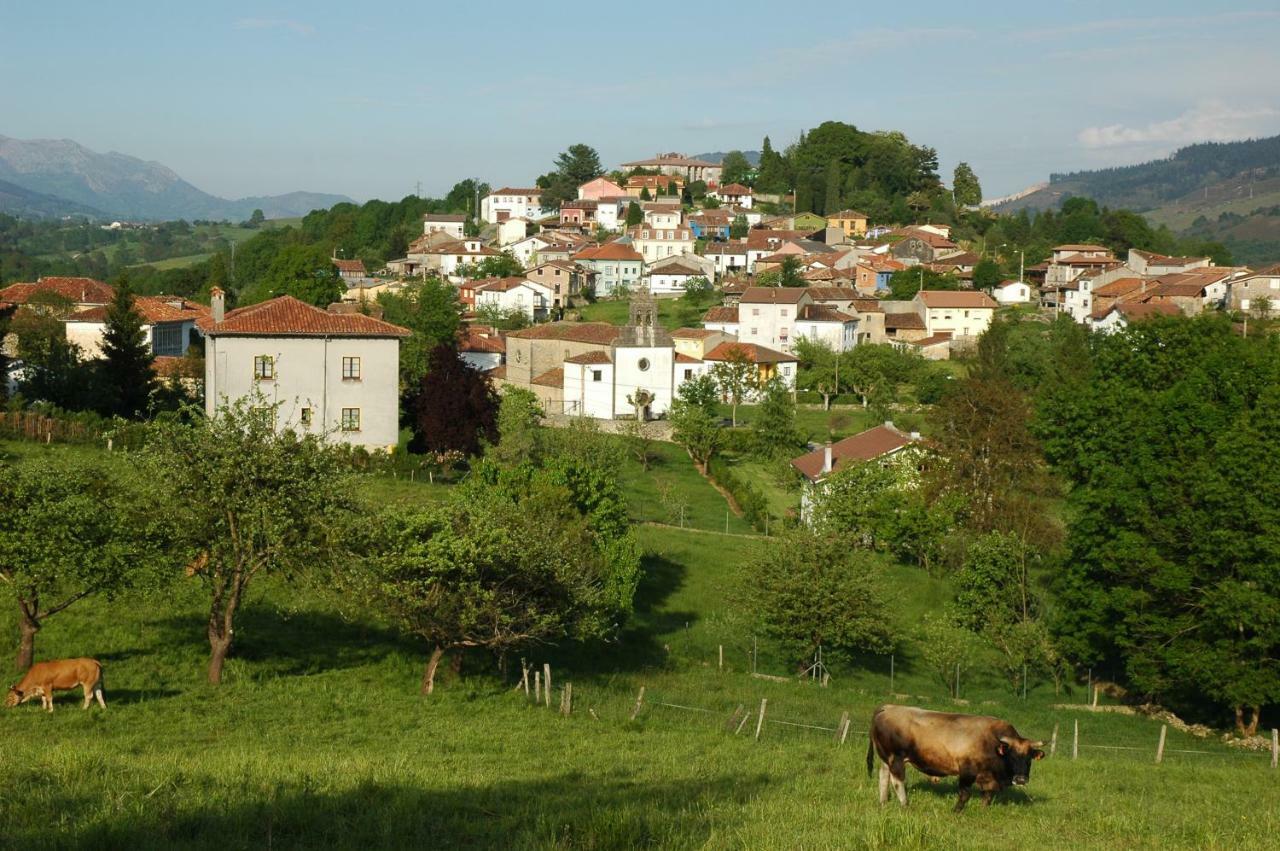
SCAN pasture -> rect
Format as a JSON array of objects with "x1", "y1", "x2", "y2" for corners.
[{"x1": 1, "y1": 441, "x2": 1277, "y2": 849}]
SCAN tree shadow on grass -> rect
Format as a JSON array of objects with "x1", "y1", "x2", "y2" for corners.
[{"x1": 17, "y1": 770, "x2": 772, "y2": 850}]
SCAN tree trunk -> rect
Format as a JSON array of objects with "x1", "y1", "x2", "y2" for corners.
[
  {"x1": 207, "y1": 569, "x2": 246, "y2": 686},
  {"x1": 208, "y1": 635, "x2": 232, "y2": 685},
  {"x1": 421, "y1": 645, "x2": 445, "y2": 695},
  {"x1": 15, "y1": 603, "x2": 39, "y2": 671}
]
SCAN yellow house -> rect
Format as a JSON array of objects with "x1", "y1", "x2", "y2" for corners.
[{"x1": 829, "y1": 209, "x2": 869, "y2": 239}]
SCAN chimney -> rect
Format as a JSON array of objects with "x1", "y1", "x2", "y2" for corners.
[
  {"x1": 822, "y1": 442, "x2": 833, "y2": 475},
  {"x1": 910, "y1": 431, "x2": 921, "y2": 441},
  {"x1": 210, "y1": 286, "x2": 225, "y2": 323},
  {"x1": 884, "y1": 420, "x2": 895, "y2": 431}
]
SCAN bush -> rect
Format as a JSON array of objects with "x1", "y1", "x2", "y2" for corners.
[{"x1": 709, "y1": 456, "x2": 771, "y2": 532}]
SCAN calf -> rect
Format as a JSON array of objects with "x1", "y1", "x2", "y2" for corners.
[
  {"x1": 5, "y1": 658, "x2": 105, "y2": 713},
  {"x1": 867, "y1": 704, "x2": 1043, "y2": 811}
]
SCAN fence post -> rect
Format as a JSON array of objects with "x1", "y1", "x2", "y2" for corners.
[
  {"x1": 1272, "y1": 729, "x2": 1278, "y2": 770},
  {"x1": 726, "y1": 704, "x2": 745, "y2": 733},
  {"x1": 534, "y1": 671, "x2": 541, "y2": 704},
  {"x1": 835, "y1": 711, "x2": 850, "y2": 744},
  {"x1": 630, "y1": 686, "x2": 645, "y2": 721},
  {"x1": 718, "y1": 645, "x2": 723, "y2": 672},
  {"x1": 1050, "y1": 723, "x2": 1059, "y2": 758},
  {"x1": 1072, "y1": 720, "x2": 1079, "y2": 760},
  {"x1": 889, "y1": 654, "x2": 894, "y2": 695},
  {"x1": 1156, "y1": 725, "x2": 1167, "y2": 764},
  {"x1": 521, "y1": 659, "x2": 530, "y2": 697},
  {"x1": 840, "y1": 716, "x2": 852, "y2": 745},
  {"x1": 754, "y1": 698, "x2": 768, "y2": 740},
  {"x1": 543, "y1": 663, "x2": 552, "y2": 708},
  {"x1": 560, "y1": 683, "x2": 573, "y2": 717}
]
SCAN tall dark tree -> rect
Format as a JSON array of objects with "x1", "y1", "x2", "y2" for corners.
[
  {"x1": 405, "y1": 343, "x2": 499, "y2": 457},
  {"x1": 756, "y1": 135, "x2": 790, "y2": 195},
  {"x1": 0, "y1": 303, "x2": 13, "y2": 404},
  {"x1": 952, "y1": 162, "x2": 982, "y2": 206},
  {"x1": 540, "y1": 144, "x2": 603, "y2": 209},
  {"x1": 625, "y1": 201, "x2": 644, "y2": 227},
  {"x1": 99, "y1": 272, "x2": 155, "y2": 419}
]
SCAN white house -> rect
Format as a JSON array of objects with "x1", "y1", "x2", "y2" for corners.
[
  {"x1": 790, "y1": 422, "x2": 920, "y2": 521},
  {"x1": 64, "y1": 295, "x2": 208, "y2": 359},
  {"x1": 701, "y1": 242, "x2": 749, "y2": 279},
  {"x1": 992, "y1": 280, "x2": 1032, "y2": 305},
  {"x1": 701, "y1": 305, "x2": 741, "y2": 337},
  {"x1": 648, "y1": 255, "x2": 713, "y2": 296},
  {"x1": 199, "y1": 289, "x2": 410, "y2": 451},
  {"x1": 629, "y1": 222, "x2": 695, "y2": 263},
  {"x1": 496, "y1": 217, "x2": 530, "y2": 247},
  {"x1": 737, "y1": 286, "x2": 813, "y2": 353},
  {"x1": 480, "y1": 188, "x2": 551, "y2": 224},
  {"x1": 474, "y1": 276, "x2": 553, "y2": 321},
  {"x1": 913, "y1": 290, "x2": 998, "y2": 338},
  {"x1": 423, "y1": 213, "x2": 466, "y2": 240},
  {"x1": 792, "y1": 304, "x2": 858, "y2": 352},
  {"x1": 711, "y1": 183, "x2": 753, "y2": 209}
]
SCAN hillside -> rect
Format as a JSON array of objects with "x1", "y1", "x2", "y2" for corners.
[
  {"x1": 0, "y1": 135, "x2": 352, "y2": 221},
  {"x1": 992, "y1": 135, "x2": 1280, "y2": 265}
]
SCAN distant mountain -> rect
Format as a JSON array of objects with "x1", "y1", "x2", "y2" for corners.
[
  {"x1": 0, "y1": 135, "x2": 353, "y2": 221},
  {"x1": 991, "y1": 135, "x2": 1280, "y2": 214},
  {"x1": 0, "y1": 178, "x2": 106, "y2": 219},
  {"x1": 693, "y1": 150, "x2": 761, "y2": 166}
]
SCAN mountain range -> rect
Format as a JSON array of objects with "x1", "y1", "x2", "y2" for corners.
[
  {"x1": 0, "y1": 135, "x2": 353, "y2": 222},
  {"x1": 990, "y1": 135, "x2": 1280, "y2": 265}
]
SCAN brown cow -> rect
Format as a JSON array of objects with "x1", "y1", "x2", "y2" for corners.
[
  {"x1": 867, "y1": 704, "x2": 1043, "y2": 811},
  {"x1": 5, "y1": 658, "x2": 105, "y2": 713}
]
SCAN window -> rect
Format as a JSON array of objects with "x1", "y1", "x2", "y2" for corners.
[
  {"x1": 592, "y1": 370, "x2": 602, "y2": 382},
  {"x1": 750, "y1": 327, "x2": 758, "y2": 336},
  {"x1": 300, "y1": 408, "x2": 313, "y2": 427},
  {"x1": 254, "y1": 355, "x2": 275, "y2": 381},
  {"x1": 752, "y1": 308, "x2": 760, "y2": 316},
  {"x1": 341, "y1": 408, "x2": 361, "y2": 432},
  {"x1": 683, "y1": 369, "x2": 693, "y2": 380},
  {"x1": 637, "y1": 358, "x2": 650, "y2": 372},
  {"x1": 152, "y1": 323, "x2": 182, "y2": 357},
  {"x1": 963, "y1": 310, "x2": 970, "y2": 318},
  {"x1": 342, "y1": 356, "x2": 361, "y2": 380},
  {"x1": 780, "y1": 308, "x2": 788, "y2": 317}
]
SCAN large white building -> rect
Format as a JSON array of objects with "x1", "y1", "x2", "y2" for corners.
[
  {"x1": 480, "y1": 188, "x2": 553, "y2": 224},
  {"x1": 200, "y1": 290, "x2": 410, "y2": 451}
]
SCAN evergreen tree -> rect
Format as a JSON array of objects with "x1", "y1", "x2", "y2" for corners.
[
  {"x1": 952, "y1": 163, "x2": 983, "y2": 207},
  {"x1": 720, "y1": 150, "x2": 752, "y2": 186},
  {"x1": 99, "y1": 272, "x2": 155, "y2": 419},
  {"x1": 756, "y1": 136, "x2": 790, "y2": 195},
  {"x1": 626, "y1": 201, "x2": 644, "y2": 227}
]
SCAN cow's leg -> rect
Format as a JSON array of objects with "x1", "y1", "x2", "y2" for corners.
[
  {"x1": 889, "y1": 756, "x2": 908, "y2": 806},
  {"x1": 95, "y1": 685, "x2": 106, "y2": 709},
  {"x1": 955, "y1": 776, "x2": 974, "y2": 812},
  {"x1": 43, "y1": 690, "x2": 53, "y2": 713},
  {"x1": 981, "y1": 791, "x2": 995, "y2": 807},
  {"x1": 82, "y1": 682, "x2": 92, "y2": 709},
  {"x1": 878, "y1": 763, "x2": 890, "y2": 805}
]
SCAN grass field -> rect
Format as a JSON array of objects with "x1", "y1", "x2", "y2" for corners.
[
  {"x1": 1, "y1": 440, "x2": 1277, "y2": 848},
  {"x1": 578, "y1": 296, "x2": 711, "y2": 329}
]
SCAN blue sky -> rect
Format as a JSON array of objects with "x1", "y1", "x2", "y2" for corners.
[{"x1": 3, "y1": 1, "x2": 1279, "y2": 203}]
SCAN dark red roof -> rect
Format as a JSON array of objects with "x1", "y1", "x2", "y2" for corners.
[
  {"x1": 703, "y1": 341, "x2": 795, "y2": 364},
  {"x1": 1, "y1": 277, "x2": 114, "y2": 306},
  {"x1": 507, "y1": 322, "x2": 620, "y2": 345},
  {"x1": 200, "y1": 295, "x2": 410, "y2": 338},
  {"x1": 790, "y1": 424, "x2": 916, "y2": 482}
]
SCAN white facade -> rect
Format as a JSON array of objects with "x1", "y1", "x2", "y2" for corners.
[
  {"x1": 423, "y1": 217, "x2": 465, "y2": 240},
  {"x1": 496, "y1": 218, "x2": 529, "y2": 246},
  {"x1": 632, "y1": 226, "x2": 695, "y2": 263},
  {"x1": 738, "y1": 292, "x2": 812, "y2": 353},
  {"x1": 793, "y1": 317, "x2": 857, "y2": 352},
  {"x1": 65, "y1": 318, "x2": 197, "y2": 359},
  {"x1": 507, "y1": 235, "x2": 552, "y2": 268},
  {"x1": 650, "y1": 271, "x2": 699, "y2": 296},
  {"x1": 475, "y1": 280, "x2": 553, "y2": 320},
  {"x1": 703, "y1": 245, "x2": 749, "y2": 279},
  {"x1": 993, "y1": 281, "x2": 1032, "y2": 305},
  {"x1": 204, "y1": 335, "x2": 402, "y2": 450},
  {"x1": 643, "y1": 208, "x2": 682, "y2": 229},
  {"x1": 480, "y1": 190, "x2": 551, "y2": 224}
]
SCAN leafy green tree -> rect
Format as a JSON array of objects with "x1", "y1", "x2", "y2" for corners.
[
  {"x1": 886, "y1": 267, "x2": 961, "y2": 300},
  {"x1": 1040, "y1": 315, "x2": 1280, "y2": 733},
  {"x1": 669, "y1": 375, "x2": 722, "y2": 473},
  {"x1": 952, "y1": 162, "x2": 982, "y2": 207},
  {"x1": 377, "y1": 279, "x2": 462, "y2": 388},
  {"x1": 744, "y1": 530, "x2": 894, "y2": 669},
  {"x1": 752, "y1": 376, "x2": 802, "y2": 458},
  {"x1": 246, "y1": 209, "x2": 265, "y2": 228},
  {"x1": 475, "y1": 304, "x2": 531, "y2": 331},
  {"x1": 143, "y1": 399, "x2": 354, "y2": 684},
  {"x1": 0, "y1": 455, "x2": 160, "y2": 670},
  {"x1": 917, "y1": 611, "x2": 984, "y2": 698},
  {"x1": 720, "y1": 151, "x2": 752, "y2": 186},
  {"x1": 710, "y1": 348, "x2": 756, "y2": 426},
  {"x1": 972, "y1": 258, "x2": 1002, "y2": 291},
  {"x1": 539, "y1": 144, "x2": 603, "y2": 209},
  {"x1": 489, "y1": 386, "x2": 543, "y2": 467},
  {"x1": 730, "y1": 214, "x2": 748, "y2": 239},
  {"x1": 405, "y1": 343, "x2": 499, "y2": 457},
  {"x1": 681, "y1": 276, "x2": 714, "y2": 306},
  {"x1": 13, "y1": 310, "x2": 97, "y2": 411},
  {"x1": 466, "y1": 252, "x2": 523, "y2": 280},
  {"x1": 98, "y1": 272, "x2": 156, "y2": 419},
  {"x1": 0, "y1": 304, "x2": 12, "y2": 404},
  {"x1": 756, "y1": 135, "x2": 790, "y2": 195},
  {"x1": 625, "y1": 201, "x2": 644, "y2": 227},
  {"x1": 822, "y1": 160, "x2": 842, "y2": 215}
]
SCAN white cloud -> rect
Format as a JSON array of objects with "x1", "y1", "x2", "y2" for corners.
[
  {"x1": 1077, "y1": 103, "x2": 1280, "y2": 150},
  {"x1": 234, "y1": 18, "x2": 315, "y2": 37}
]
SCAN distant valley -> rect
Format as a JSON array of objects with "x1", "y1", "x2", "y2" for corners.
[{"x1": 0, "y1": 134, "x2": 353, "y2": 222}]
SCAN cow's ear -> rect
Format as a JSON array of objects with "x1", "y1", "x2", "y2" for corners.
[{"x1": 1033, "y1": 749, "x2": 1045, "y2": 761}]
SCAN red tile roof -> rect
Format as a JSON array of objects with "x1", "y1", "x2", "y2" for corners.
[
  {"x1": 492, "y1": 187, "x2": 542, "y2": 196},
  {"x1": 671, "y1": 328, "x2": 719, "y2": 338},
  {"x1": 703, "y1": 341, "x2": 795, "y2": 364},
  {"x1": 884, "y1": 312, "x2": 926, "y2": 330},
  {"x1": 573, "y1": 243, "x2": 643, "y2": 262},
  {"x1": 916, "y1": 290, "x2": 998, "y2": 309},
  {"x1": 507, "y1": 322, "x2": 620, "y2": 345},
  {"x1": 531, "y1": 367, "x2": 564, "y2": 387},
  {"x1": 702, "y1": 306, "x2": 740, "y2": 324},
  {"x1": 797, "y1": 305, "x2": 855, "y2": 323},
  {"x1": 199, "y1": 295, "x2": 410, "y2": 338},
  {"x1": 424, "y1": 213, "x2": 467, "y2": 222},
  {"x1": 790, "y1": 424, "x2": 916, "y2": 482},
  {"x1": 741, "y1": 286, "x2": 808, "y2": 304},
  {"x1": 910, "y1": 332, "x2": 954, "y2": 347},
  {"x1": 717, "y1": 183, "x2": 752, "y2": 196},
  {"x1": 565, "y1": 350, "x2": 612, "y2": 365},
  {"x1": 334, "y1": 259, "x2": 366, "y2": 274},
  {"x1": 1, "y1": 277, "x2": 114, "y2": 306},
  {"x1": 675, "y1": 353, "x2": 702, "y2": 364},
  {"x1": 1054, "y1": 244, "x2": 1111, "y2": 252}
]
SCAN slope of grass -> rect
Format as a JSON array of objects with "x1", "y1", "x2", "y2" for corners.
[{"x1": 577, "y1": 295, "x2": 712, "y2": 329}]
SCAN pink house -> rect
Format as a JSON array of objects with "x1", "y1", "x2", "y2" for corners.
[{"x1": 578, "y1": 177, "x2": 626, "y2": 201}]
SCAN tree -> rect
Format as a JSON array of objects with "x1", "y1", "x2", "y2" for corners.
[
  {"x1": 348, "y1": 459, "x2": 640, "y2": 694},
  {"x1": 886, "y1": 267, "x2": 962, "y2": 300},
  {"x1": 405, "y1": 343, "x2": 499, "y2": 457},
  {"x1": 917, "y1": 611, "x2": 984, "y2": 698},
  {"x1": 377, "y1": 279, "x2": 462, "y2": 388},
  {"x1": 710, "y1": 348, "x2": 756, "y2": 427},
  {"x1": 639, "y1": 187, "x2": 652, "y2": 201},
  {"x1": 730, "y1": 214, "x2": 748, "y2": 239},
  {"x1": 720, "y1": 151, "x2": 752, "y2": 186},
  {"x1": 1040, "y1": 316, "x2": 1280, "y2": 733},
  {"x1": 743, "y1": 530, "x2": 894, "y2": 669},
  {"x1": 681, "y1": 276, "x2": 714, "y2": 306},
  {"x1": 246, "y1": 209, "x2": 265, "y2": 228},
  {"x1": 625, "y1": 201, "x2": 644, "y2": 227},
  {"x1": 466, "y1": 252, "x2": 523, "y2": 280},
  {"x1": 822, "y1": 160, "x2": 842, "y2": 215},
  {"x1": 98, "y1": 272, "x2": 156, "y2": 419},
  {"x1": 751, "y1": 377, "x2": 802, "y2": 458},
  {"x1": 489, "y1": 386, "x2": 543, "y2": 467},
  {"x1": 143, "y1": 399, "x2": 354, "y2": 684},
  {"x1": 756, "y1": 135, "x2": 790, "y2": 195},
  {"x1": 0, "y1": 304, "x2": 12, "y2": 404},
  {"x1": 539, "y1": 144, "x2": 603, "y2": 209},
  {"x1": 952, "y1": 163, "x2": 982, "y2": 207},
  {"x1": 0, "y1": 455, "x2": 158, "y2": 670},
  {"x1": 972, "y1": 258, "x2": 1002, "y2": 291},
  {"x1": 13, "y1": 311, "x2": 97, "y2": 411},
  {"x1": 621, "y1": 419, "x2": 657, "y2": 471},
  {"x1": 668, "y1": 375, "x2": 722, "y2": 473}
]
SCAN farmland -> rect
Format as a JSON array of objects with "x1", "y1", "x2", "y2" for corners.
[{"x1": 1, "y1": 438, "x2": 1276, "y2": 849}]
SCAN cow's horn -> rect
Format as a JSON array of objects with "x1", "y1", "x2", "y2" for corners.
[
  {"x1": 997, "y1": 736, "x2": 1013, "y2": 745},
  {"x1": 1030, "y1": 740, "x2": 1044, "y2": 748}
]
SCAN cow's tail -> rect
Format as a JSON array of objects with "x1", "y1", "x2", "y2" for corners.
[{"x1": 866, "y1": 736, "x2": 876, "y2": 777}]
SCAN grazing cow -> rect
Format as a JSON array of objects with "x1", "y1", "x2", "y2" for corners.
[
  {"x1": 867, "y1": 704, "x2": 1043, "y2": 811},
  {"x1": 5, "y1": 658, "x2": 106, "y2": 713}
]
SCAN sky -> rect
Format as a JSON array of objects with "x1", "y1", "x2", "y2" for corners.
[{"x1": 3, "y1": 1, "x2": 1279, "y2": 204}]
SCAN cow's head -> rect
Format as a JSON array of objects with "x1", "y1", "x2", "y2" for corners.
[
  {"x1": 996, "y1": 736, "x2": 1045, "y2": 786},
  {"x1": 4, "y1": 686, "x2": 21, "y2": 708}
]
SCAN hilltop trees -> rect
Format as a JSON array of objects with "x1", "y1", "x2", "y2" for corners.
[
  {"x1": 952, "y1": 162, "x2": 982, "y2": 207},
  {"x1": 720, "y1": 150, "x2": 752, "y2": 186},
  {"x1": 539, "y1": 144, "x2": 604, "y2": 209}
]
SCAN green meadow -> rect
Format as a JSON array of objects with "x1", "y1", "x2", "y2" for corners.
[{"x1": 1, "y1": 439, "x2": 1276, "y2": 849}]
